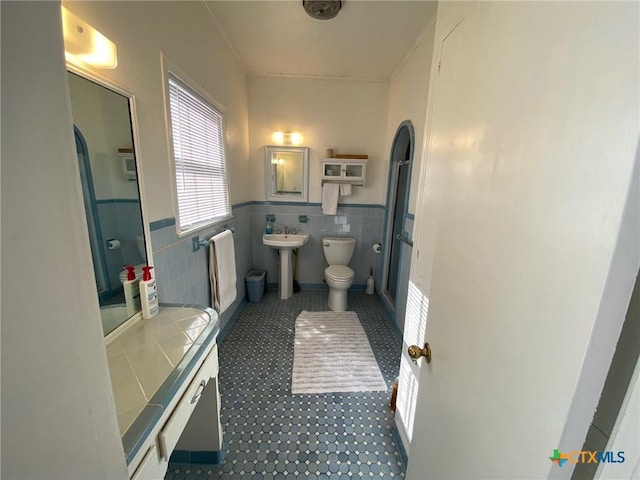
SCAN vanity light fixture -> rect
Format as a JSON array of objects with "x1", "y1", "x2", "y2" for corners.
[
  {"x1": 61, "y1": 6, "x2": 118, "y2": 69},
  {"x1": 272, "y1": 131, "x2": 304, "y2": 145}
]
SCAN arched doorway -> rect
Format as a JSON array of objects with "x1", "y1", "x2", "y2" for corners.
[
  {"x1": 382, "y1": 121, "x2": 415, "y2": 318},
  {"x1": 75, "y1": 126, "x2": 110, "y2": 296}
]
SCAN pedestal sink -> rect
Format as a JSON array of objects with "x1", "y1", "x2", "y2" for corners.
[{"x1": 263, "y1": 233, "x2": 310, "y2": 299}]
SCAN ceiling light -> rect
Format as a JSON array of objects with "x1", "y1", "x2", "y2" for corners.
[{"x1": 302, "y1": 0, "x2": 342, "y2": 20}]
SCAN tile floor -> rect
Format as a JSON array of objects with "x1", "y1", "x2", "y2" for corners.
[{"x1": 165, "y1": 290, "x2": 405, "y2": 479}]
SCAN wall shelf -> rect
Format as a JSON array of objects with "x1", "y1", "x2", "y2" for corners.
[{"x1": 320, "y1": 158, "x2": 368, "y2": 186}]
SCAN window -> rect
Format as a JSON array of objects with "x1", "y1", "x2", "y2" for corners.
[{"x1": 167, "y1": 72, "x2": 231, "y2": 234}]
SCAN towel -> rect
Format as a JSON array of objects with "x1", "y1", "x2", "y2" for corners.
[
  {"x1": 209, "y1": 230, "x2": 236, "y2": 314},
  {"x1": 339, "y1": 183, "x2": 352, "y2": 196},
  {"x1": 322, "y1": 183, "x2": 339, "y2": 215}
]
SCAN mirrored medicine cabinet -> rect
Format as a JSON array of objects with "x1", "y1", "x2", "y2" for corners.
[
  {"x1": 67, "y1": 69, "x2": 149, "y2": 336},
  {"x1": 264, "y1": 145, "x2": 309, "y2": 202}
]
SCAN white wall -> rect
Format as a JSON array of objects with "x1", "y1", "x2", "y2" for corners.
[
  {"x1": 62, "y1": 0, "x2": 252, "y2": 220},
  {"x1": 1, "y1": 2, "x2": 127, "y2": 478},
  {"x1": 385, "y1": 7, "x2": 437, "y2": 214},
  {"x1": 248, "y1": 76, "x2": 389, "y2": 205}
]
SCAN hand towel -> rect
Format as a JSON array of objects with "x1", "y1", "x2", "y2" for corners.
[
  {"x1": 339, "y1": 183, "x2": 352, "y2": 196},
  {"x1": 209, "y1": 230, "x2": 237, "y2": 314},
  {"x1": 322, "y1": 183, "x2": 339, "y2": 215}
]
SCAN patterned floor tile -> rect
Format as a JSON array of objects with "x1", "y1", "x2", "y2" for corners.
[{"x1": 165, "y1": 291, "x2": 405, "y2": 479}]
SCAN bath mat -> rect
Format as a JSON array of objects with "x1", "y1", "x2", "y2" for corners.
[{"x1": 291, "y1": 310, "x2": 387, "y2": 394}]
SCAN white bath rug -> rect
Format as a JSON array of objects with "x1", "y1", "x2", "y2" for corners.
[{"x1": 291, "y1": 310, "x2": 387, "y2": 395}]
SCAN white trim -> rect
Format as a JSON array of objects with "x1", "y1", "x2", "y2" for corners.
[
  {"x1": 390, "y1": 14, "x2": 438, "y2": 83},
  {"x1": 202, "y1": 1, "x2": 248, "y2": 74},
  {"x1": 249, "y1": 71, "x2": 390, "y2": 84}
]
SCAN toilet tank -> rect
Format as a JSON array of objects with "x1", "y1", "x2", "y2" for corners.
[{"x1": 322, "y1": 237, "x2": 356, "y2": 265}]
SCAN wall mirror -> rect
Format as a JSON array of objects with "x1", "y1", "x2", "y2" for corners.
[
  {"x1": 68, "y1": 71, "x2": 148, "y2": 336},
  {"x1": 264, "y1": 145, "x2": 309, "y2": 202}
]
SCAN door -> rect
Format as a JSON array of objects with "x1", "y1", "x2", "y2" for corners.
[
  {"x1": 403, "y1": 2, "x2": 638, "y2": 479},
  {"x1": 75, "y1": 126, "x2": 110, "y2": 296},
  {"x1": 384, "y1": 122, "x2": 414, "y2": 305}
]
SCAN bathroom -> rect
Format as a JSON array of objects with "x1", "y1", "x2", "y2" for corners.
[
  {"x1": 4, "y1": 1, "x2": 433, "y2": 477},
  {"x1": 4, "y1": 1, "x2": 639, "y2": 479},
  {"x1": 56, "y1": 1, "x2": 429, "y2": 339}
]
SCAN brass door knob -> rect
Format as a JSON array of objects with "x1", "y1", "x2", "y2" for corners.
[{"x1": 408, "y1": 342, "x2": 432, "y2": 364}]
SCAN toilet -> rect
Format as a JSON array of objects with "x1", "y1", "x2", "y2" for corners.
[
  {"x1": 118, "y1": 235, "x2": 147, "y2": 284},
  {"x1": 322, "y1": 237, "x2": 356, "y2": 311}
]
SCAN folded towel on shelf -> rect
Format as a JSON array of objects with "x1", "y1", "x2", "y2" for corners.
[
  {"x1": 339, "y1": 183, "x2": 352, "y2": 196},
  {"x1": 322, "y1": 183, "x2": 339, "y2": 215}
]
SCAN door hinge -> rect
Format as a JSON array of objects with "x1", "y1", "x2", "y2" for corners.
[
  {"x1": 438, "y1": 60, "x2": 441, "y2": 73},
  {"x1": 416, "y1": 249, "x2": 420, "y2": 259}
]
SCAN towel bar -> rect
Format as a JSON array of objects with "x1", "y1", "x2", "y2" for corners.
[{"x1": 192, "y1": 226, "x2": 236, "y2": 252}]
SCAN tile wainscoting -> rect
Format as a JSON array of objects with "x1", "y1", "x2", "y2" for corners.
[
  {"x1": 148, "y1": 202, "x2": 388, "y2": 331},
  {"x1": 251, "y1": 202, "x2": 386, "y2": 290}
]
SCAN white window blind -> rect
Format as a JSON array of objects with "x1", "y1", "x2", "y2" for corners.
[{"x1": 168, "y1": 74, "x2": 230, "y2": 233}]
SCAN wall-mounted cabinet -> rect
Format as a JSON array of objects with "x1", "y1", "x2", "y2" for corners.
[{"x1": 321, "y1": 158, "x2": 368, "y2": 185}]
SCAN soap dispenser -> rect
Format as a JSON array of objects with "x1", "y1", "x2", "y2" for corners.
[
  {"x1": 139, "y1": 266, "x2": 159, "y2": 319},
  {"x1": 123, "y1": 265, "x2": 141, "y2": 316}
]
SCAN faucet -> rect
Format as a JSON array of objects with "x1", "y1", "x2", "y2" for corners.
[{"x1": 284, "y1": 225, "x2": 290, "y2": 234}]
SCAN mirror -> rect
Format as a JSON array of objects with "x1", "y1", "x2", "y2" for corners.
[
  {"x1": 68, "y1": 71, "x2": 147, "y2": 336},
  {"x1": 265, "y1": 145, "x2": 309, "y2": 202}
]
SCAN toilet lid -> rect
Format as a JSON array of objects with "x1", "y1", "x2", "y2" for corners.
[{"x1": 325, "y1": 265, "x2": 354, "y2": 280}]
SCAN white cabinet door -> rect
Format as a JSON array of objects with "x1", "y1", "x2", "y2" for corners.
[{"x1": 131, "y1": 445, "x2": 167, "y2": 480}]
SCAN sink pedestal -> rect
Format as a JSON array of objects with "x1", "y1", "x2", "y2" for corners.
[
  {"x1": 262, "y1": 233, "x2": 310, "y2": 300},
  {"x1": 278, "y1": 248, "x2": 295, "y2": 300}
]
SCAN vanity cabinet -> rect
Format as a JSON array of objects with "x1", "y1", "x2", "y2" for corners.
[
  {"x1": 106, "y1": 306, "x2": 223, "y2": 480},
  {"x1": 131, "y1": 343, "x2": 220, "y2": 479},
  {"x1": 321, "y1": 158, "x2": 368, "y2": 185}
]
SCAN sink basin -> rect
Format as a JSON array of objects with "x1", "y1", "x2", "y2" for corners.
[
  {"x1": 262, "y1": 233, "x2": 310, "y2": 248},
  {"x1": 262, "y1": 233, "x2": 310, "y2": 300}
]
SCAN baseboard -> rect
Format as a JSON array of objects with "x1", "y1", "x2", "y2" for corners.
[
  {"x1": 218, "y1": 299, "x2": 246, "y2": 342},
  {"x1": 169, "y1": 445, "x2": 226, "y2": 465},
  {"x1": 392, "y1": 422, "x2": 409, "y2": 470}
]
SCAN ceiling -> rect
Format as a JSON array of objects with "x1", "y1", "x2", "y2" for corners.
[{"x1": 204, "y1": 1, "x2": 438, "y2": 82}]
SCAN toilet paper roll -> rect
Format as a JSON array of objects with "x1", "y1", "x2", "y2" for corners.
[
  {"x1": 106, "y1": 239, "x2": 121, "y2": 250},
  {"x1": 372, "y1": 243, "x2": 382, "y2": 254}
]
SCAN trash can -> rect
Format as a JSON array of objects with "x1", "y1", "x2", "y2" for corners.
[{"x1": 245, "y1": 269, "x2": 266, "y2": 302}]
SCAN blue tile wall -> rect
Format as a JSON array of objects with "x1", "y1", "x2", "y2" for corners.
[
  {"x1": 251, "y1": 203, "x2": 386, "y2": 289},
  {"x1": 149, "y1": 204, "x2": 252, "y2": 333},
  {"x1": 147, "y1": 202, "x2": 389, "y2": 330}
]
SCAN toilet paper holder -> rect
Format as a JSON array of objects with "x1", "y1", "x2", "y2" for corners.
[{"x1": 106, "y1": 238, "x2": 121, "y2": 250}]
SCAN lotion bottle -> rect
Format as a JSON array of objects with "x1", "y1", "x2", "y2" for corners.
[
  {"x1": 365, "y1": 268, "x2": 375, "y2": 295},
  {"x1": 140, "y1": 266, "x2": 159, "y2": 319},
  {"x1": 123, "y1": 266, "x2": 141, "y2": 317}
]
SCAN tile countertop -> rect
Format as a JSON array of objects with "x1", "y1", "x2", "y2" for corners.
[{"x1": 105, "y1": 304, "x2": 220, "y2": 464}]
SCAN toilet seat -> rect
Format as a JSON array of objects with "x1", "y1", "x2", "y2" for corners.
[{"x1": 325, "y1": 265, "x2": 354, "y2": 282}]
